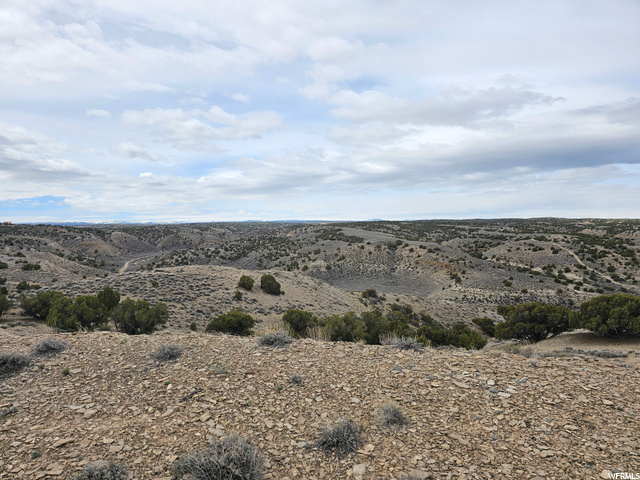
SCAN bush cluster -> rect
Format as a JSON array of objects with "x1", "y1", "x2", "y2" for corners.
[
  {"x1": 494, "y1": 303, "x2": 573, "y2": 342},
  {"x1": 279, "y1": 305, "x2": 486, "y2": 350},
  {"x1": 206, "y1": 309, "x2": 254, "y2": 336},
  {"x1": 571, "y1": 293, "x2": 640, "y2": 337},
  {"x1": 472, "y1": 317, "x2": 495, "y2": 337},
  {"x1": 21, "y1": 287, "x2": 167, "y2": 334},
  {"x1": 494, "y1": 294, "x2": 640, "y2": 341}
]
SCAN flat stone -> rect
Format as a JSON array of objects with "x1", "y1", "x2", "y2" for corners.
[{"x1": 52, "y1": 438, "x2": 74, "y2": 448}]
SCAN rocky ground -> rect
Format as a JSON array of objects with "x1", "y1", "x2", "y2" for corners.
[{"x1": 1, "y1": 328, "x2": 639, "y2": 480}]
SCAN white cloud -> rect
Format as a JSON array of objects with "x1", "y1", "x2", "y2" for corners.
[
  {"x1": 121, "y1": 106, "x2": 283, "y2": 150},
  {"x1": 110, "y1": 142, "x2": 159, "y2": 161},
  {"x1": 230, "y1": 92, "x2": 250, "y2": 103},
  {"x1": 86, "y1": 109, "x2": 112, "y2": 118},
  {"x1": 1, "y1": 0, "x2": 639, "y2": 221}
]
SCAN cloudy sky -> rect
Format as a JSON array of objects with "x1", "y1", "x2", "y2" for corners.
[{"x1": 1, "y1": 0, "x2": 639, "y2": 223}]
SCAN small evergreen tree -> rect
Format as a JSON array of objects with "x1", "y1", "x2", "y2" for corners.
[
  {"x1": 205, "y1": 309, "x2": 255, "y2": 336},
  {"x1": 282, "y1": 308, "x2": 316, "y2": 337},
  {"x1": 238, "y1": 275, "x2": 255, "y2": 290},
  {"x1": 572, "y1": 293, "x2": 640, "y2": 337},
  {"x1": 97, "y1": 286, "x2": 120, "y2": 311},
  {"x1": 112, "y1": 298, "x2": 168, "y2": 335},
  {"x1": 21, "y1": 291, "x2": 65, "y2": 320},
  {"x1": 260, "y1": 274, "x2": 282, "y2": 295},
  {"x1": 0, "y1": 294, "x2": 11, "y2": 318}
]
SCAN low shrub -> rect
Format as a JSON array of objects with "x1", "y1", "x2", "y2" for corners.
[
  {"x1": 362, "y1": 289, "x2": 378, "y2": 299},
  {"x1": 382, "y1": 336, "x2": 424, "y2": 352},
  {"x1": 321, "y1": 312, "x2": 366, "y2": 343},
  {"x1": 190, "y1": 321, "x2": 197, "y2": 332},
  {"x1": 21, "y1": 291, "x2": 65, "y2": 320},
  {"x1": 152, "y1": 344, "x2": 182, "y2": 362},
  {"x1": 257, "y1": 331, "x2": 294, "y2": 348},
  {"x1": 96, "y1": 286, "x2": 120, "y2": 311},
  {"x1": 0, "y1": 352, "x2": 31, "y2": 378},
  {"x1": 260, "y1": 274, "x2": 281, "y2": 295},
  {"x1": 472, "y1": 317, "x2": 495, "y2": 337},
  {"x1": 495, "y1": 303, "x2": 573, "y2": 342},
  {"x1": 317, "y1": 418, "x2": 363, "y2": 455},
  {"x1": 172, "y1": 433, "x2": 263, "y2": 480},
  {"x1": 34, "y1": 337, "x2": 69, "y2": 356},
  {"x1": 378, "y1": 403, "x2": 408, "y2": 428},
  {"x1": 571, "y1": 293, "x2": 640, "y2": 337},
  {"x1": 0, "y1": 294, "x2": 11, "y2": 317},
  {"x1": 445, "y1": 323, "x2": 487, "y2": 350},
  {"x1": 21, "y1": 263, "x2": 41, "y2": 271},
  {"x1": 205, "y1": 309, "x2": 255, "y2": 336},
  {"x1": 112, "y1": 299, "x2": 169, "y2": 335},
  {"x1": 237, "y1": 275, "x2": 254, "y2": 291},
  {"x1": 74, "y1": 460, "x2": 128, "y2": 480},
  {"x1": 289, "y1": 374, "x2": 304, "y2": 385},
  {"x1": 282, "y1": 308, "x2": 316, "y2": 337}
]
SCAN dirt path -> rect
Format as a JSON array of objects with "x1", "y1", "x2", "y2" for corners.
[{"x1": 118, "y1": 259, "x2": 134, "y2": 274}]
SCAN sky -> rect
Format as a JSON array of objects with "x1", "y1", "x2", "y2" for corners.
[{"x1": 1, "y1": 0, "x2": 639, "y2": 223}]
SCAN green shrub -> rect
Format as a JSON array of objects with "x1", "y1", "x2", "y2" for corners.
[
  {"x1": 205, "y1": 309, "x2": 255, "y2": 336},
  {"x1": 416, "y1": 323, "x2": 447, "y2": 347},
  {"x1": 96, "y1": 286, "x2": 120, "y2": 311},
  {"x1": 21, "y1": 263, "x2": 41, "y2": 271},
  {"x1": 445, "y1": 323, "x2": 487, "y2": 350},
  {"x1": 472, "y1": 317, "x2": 495, "y2": 337},
  {"x1": 0, "y1": 352, "x2": 31, "y2": 378},
  {"x1": 0, "y1": 276, "x2": 6, "y2": 285},
  {"x1": 0, "y1": 294, "x2": 11, "y2": 317},
  {"x1": 21, "y1": 291, "x2": 65, "y2": 320},
  {"x1": 321, "y1": 312, "x2": 366, "y2": 342},
  {"x1": 260, "y1": 274, "x2": 281, "y2": 295},
  {"x1": 172, "y1": 433, "x2": 263, "y2": 480},
  {"x1": 237, "y1": 275, "x2": 254, "y2": 291},
  {"x1": 362, "y1": 289, "x2": 378, "y2": 299},
  {"x1": 317, "y1": 418, "x2": 363, "y2": 455},
  {"x1": 282, "y1": 308, "x2": 316, "y2": 337},
  {"x1": 233, "y1": 290, "x2": 243, "y2": 301},
  {"x1": 572, "y1": 293, "x2": 640, "y2": 337},
  {"x1": 0, "y1": 261, "x2": 7, "y2": 269},
  {"x1": 494, "y1": 303, "x2": 573, "y2": 342},
  {"x1": 46, "y1": 296, "x2": 78, "y2": 331},
  {"x1": 112, "y1": 298, "x2": 169, "y2": 335},
  {"x1": 70, "y1": 295, "x2": 109, "y2": 331},
  {"x1": 190, "y1": 321, "x2": 197, "y2": 332}
]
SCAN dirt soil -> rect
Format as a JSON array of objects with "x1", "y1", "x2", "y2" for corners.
[{"x1": 2, "y1": 329, "x2": 639, "y2": 480}]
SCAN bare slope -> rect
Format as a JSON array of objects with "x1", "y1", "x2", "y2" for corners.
[{"x1": 1, "y1": 331, "x2": 639, "y2": 479}]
